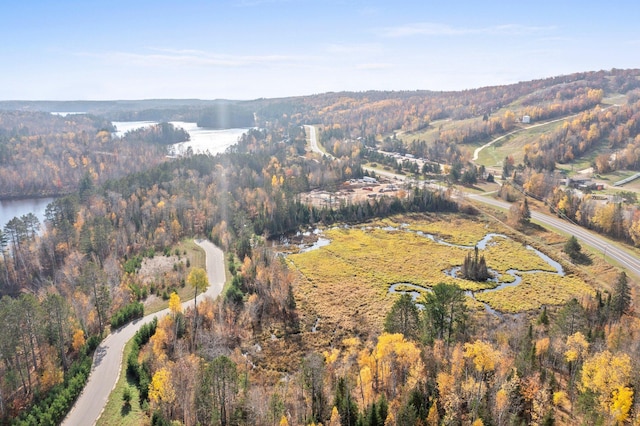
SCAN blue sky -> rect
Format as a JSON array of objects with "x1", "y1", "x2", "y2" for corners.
[{"x1": 1, "y1": 0, "x2": 639, "y2": 100}]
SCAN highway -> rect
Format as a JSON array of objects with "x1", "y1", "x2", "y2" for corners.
[
  {"x1": 308, "y1": 121, "x2": 640, "y2": 279},
  {"x1": 362, "y1": 157, "x2": 640, "y2": 279},
  {"x1": 468, "y1": 193, "x2": 640, "y2": 279},
  {"x1": 305, "y1": 124, "x2": 334, "y2": 159}
]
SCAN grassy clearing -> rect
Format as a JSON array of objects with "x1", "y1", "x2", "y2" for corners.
[
  {"x1": 144, "y1": 239, "x2": 206, "y2": 315},
  {"x1": 475, "y1": 273, "x2": 595, "y2": 313},
  {"x1": 290, "y1": 213, "x2": 594, "y2": 326},
  {"x1": 96, "y1": 339, "x2": 148, "y2": 426},
  {"x1": 375, "y1": 214, "x2": 490, "y2": 246},
  {"x1": 475, "y1": 120, "x2": 565, "y2": 167},
  {"x1": 180, "y1": 239, "x2": 207, "y2": 269}
]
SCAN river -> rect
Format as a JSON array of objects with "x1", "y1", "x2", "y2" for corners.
[
  {"x1": 0, "y1": 197, "x2": 55, "y2": 231},
  {"x1": 112, "y1": 120, "x2": 249, "y2": 155}
]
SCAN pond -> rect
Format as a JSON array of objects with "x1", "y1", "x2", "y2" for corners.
[{"x1": 0, "y1": 197, "x2": 55, "y2": 232}]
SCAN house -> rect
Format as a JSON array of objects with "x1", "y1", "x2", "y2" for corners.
[
  {"x1": 567, "y1": 176, "x2": 591, "y2": 189},
  {"x1": 522, "y1": 115, "x2": 531, "y2": 124}
]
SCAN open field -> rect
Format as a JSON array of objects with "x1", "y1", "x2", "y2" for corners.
[
  {"x1": 288, "y1": 213, "x2": 595, "y2": 335},
  {"x1": 475, "y1": 120, "x2": 566, "y2": 167},
  {"x1": 142, "y1": 239, "x2": 206, "y2": 314},
  {"x1": 475, "y1": 273, "x2": 595, "y2": 312}
]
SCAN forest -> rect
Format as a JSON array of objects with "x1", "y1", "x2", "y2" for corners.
[
  {"x1": 0, "y1": 69, "x2": 640, "y2": 425},
  {"x1": 0, "y1": 112, "x2": 173, "y2": 198}
]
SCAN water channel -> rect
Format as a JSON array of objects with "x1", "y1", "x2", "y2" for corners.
[{"x1": 298, "y1": 227, "x2": 565, "y2": 317}]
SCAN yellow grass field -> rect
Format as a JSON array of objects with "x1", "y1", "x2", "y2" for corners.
[{"x1": 289, "y1": 213, "x2": 595, "y2": 334}]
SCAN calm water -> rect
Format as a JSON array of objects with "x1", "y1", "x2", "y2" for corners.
[
  {"x1": 112, "y1": 120, "x2": 248, "y2": 155},
  {"x1": 111, "y1": 121, "x2": 158, "y2": 138},
  {"x1": 0, "y1": 197, "x2": 55, "y2": 231}
]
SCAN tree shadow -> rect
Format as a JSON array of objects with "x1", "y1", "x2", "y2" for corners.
[
  {"x1": 571, "y1": 252, "x2": 593, "y2": 265},
  {"x1": 121, "y1": 402, "x2": 131, "y2": 417},
  {"x1": 93, "y1": 345, "x2": 107, "y2": 367}
]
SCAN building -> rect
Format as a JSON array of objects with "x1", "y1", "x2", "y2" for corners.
[{"x1": 522, "y1": 115, "x2": 531, "y2": 124}]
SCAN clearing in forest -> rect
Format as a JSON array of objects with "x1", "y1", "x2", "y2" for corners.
[{"x1": 289, "y1": 213, "x2": 595, "y2": 337}]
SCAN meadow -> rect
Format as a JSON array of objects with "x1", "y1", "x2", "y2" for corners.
[{"x1": 288, "y1": 213, "x2": 595, "y2": 333}]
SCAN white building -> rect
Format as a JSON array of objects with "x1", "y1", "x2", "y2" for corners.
[{"x1": 522, "y1": 115, "x2": 531, "y2": 124}]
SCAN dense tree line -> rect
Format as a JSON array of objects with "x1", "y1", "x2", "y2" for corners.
[
  {"x1": 121, "y1": 122, "x2": 190, "y2": 145},
  {"x1": 0, "y1": 111, "x2": 167, "y2": 198},
  {"x1": 139, "y1": 264, "x2": 640, "y2": 425},
  {"x1": 2, "y1": 69, "x2": 640, "y2": 424},
  {"x1": 0, "y1": 111, "x2": 462, "y2": 421},
  {"x1": 255, "y1": 69, "x2": 639, "y2": 140},
  {"x1": 524, "y1": 93, "x2": 640, "y2": 171}
]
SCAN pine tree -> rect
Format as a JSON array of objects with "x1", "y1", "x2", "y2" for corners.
[
  {"x1": 384, "y1": 293, "x2": 420, "y2": 340},
  {"x1": 521, "y1": 198, "x2": 531, "y2": 224},
  {"x1": 461, "y1": 246, "x2": 490, "y2": 281},
  {"x1": 611, "y1": 272, "x2": 631, "y2": 320},
  {"x1": 334, "y1": 377, "x2": 358, "y2": 426}
]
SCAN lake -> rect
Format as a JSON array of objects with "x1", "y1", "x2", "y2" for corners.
[
  {"x1": 0, "y1": 197, "x2": 55, "y2": 232},
  {"x1": 112, "y1": 121, "x2": 248, "y2": 155}
]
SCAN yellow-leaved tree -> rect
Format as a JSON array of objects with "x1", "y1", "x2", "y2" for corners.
[
  {"x1": 565, "y1": 331, "x2": 589, "y2": 383},
  {"x1": 149, "y1": 367, "x2": 176, "y2": 414},
  {"x1": 169, "y1": 292, "x2": 182, "y2": 316},
  {"x1": 464, "y1": 340, "x2": 500, "y2": 421},
  {"x1": 581, "y1": 350, "x2": 633, "y2": 422},
  {"x1": 357, "y1": 333, "x2": 424, "y2": 403},
  {"x1": 71, "y1": 328, "x2": 86, "y2": 352}
]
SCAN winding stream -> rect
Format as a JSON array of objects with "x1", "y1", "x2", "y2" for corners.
[
  {"x1": 295, "y1": 226, "x2": 565, "y2": 316},
  {"x1": 388, "y1": 233, "x2": 565, "y2": 316}
]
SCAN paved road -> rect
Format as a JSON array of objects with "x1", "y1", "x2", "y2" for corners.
[
  {"x1": 305, "y1": 124, "x2": 333, "y2": 159},
  {"x1": 468, "y1": 193, "x2": 640, "y2": 279},
  {"x1": 359, "y1": 163, "x2": 640, "y2": 279},
  {"x1": 63, "y1": 240, "x2": 225, "y2": 426}
]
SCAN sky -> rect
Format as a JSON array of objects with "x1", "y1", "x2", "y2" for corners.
[{"x1": 1, "y1": 0, "x2": 639, "y2": 101}]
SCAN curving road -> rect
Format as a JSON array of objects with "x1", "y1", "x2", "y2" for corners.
[
  {"x1": 63, "y1": 240, "x2": 225, "y2": 426},
  {"x1": 468, "y1": 193, "x2": 640, "y2": 279},
  {"x1": 359, "y1": 161, "x2": 640, "y2": 280},
  {"x1": 473, "y1": 104, "x2": 620, "y2": 163}
]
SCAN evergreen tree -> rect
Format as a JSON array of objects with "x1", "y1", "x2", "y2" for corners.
[
  {"x1": 334, "y1": 377, "x2": 358, "y2": 426},
  {"x1": 384, "y1": 293, "x2": 420, "y2": 340},
  {"x1": 520, "y1": 198, "x2": 531, "y2": 225},
  {"x1": 461, "y1": 246, "x2": 490, "y2": 281},
  {"x1": 564, "y1": 235, "x2": 580, "y2": 258},
  {"x1": 611, "y1": 271, "x2": 631, "y2": 320},
  {"x1": 421, "y1": 283, "x2": 467, "y2": 344}
]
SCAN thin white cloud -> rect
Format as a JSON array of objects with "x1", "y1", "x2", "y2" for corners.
[
  {"x1": 324, "y1": 42, "x2": 381, "y2": 54},
  {"x1": 76, "y1": 49, "x2": 306, "y2": 68},
  {"x1": 381, "y1": 22, "x2": 555, "y2": 38},
  {"x1": 356, "y1": 63, "x2": 393, "y2": 70},
  {"x1": 234, "y1": 0, "x2": 299, "y2": 6}
]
